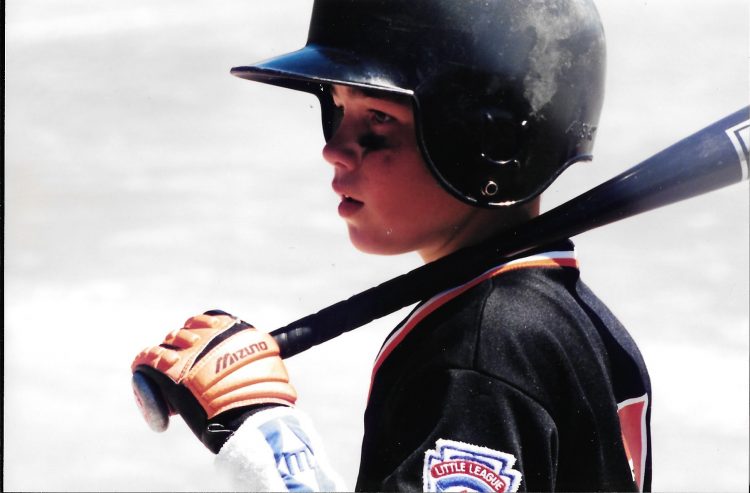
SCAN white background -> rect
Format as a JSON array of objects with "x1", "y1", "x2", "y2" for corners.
[{"x1": 4, "y1": 0, "x2": 749, "y2": 490}]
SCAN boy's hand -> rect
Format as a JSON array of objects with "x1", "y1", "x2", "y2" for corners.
[{"x1": 131, "y1": 310, "x2": 297, "y2": 453}]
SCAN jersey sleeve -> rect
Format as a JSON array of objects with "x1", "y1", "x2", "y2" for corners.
[{"x1": 357, "y1": 367, "x2": 559, "y2": 492}]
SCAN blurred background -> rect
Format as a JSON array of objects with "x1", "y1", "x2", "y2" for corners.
[{"x1": 4, "y1": 0, "x2": 748, "y2": 490}]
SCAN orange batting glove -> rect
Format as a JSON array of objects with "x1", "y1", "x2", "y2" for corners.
[{"x1": 131, "y1": 310, "x2": 297, "y2": 453}]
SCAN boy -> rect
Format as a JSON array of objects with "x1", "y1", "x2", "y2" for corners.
[{"x1": 131, "y1": 0, "x2": 652, "y2": 491}]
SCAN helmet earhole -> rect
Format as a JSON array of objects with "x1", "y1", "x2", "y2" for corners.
[{"x1": 479, "y1": 110, "x2": 522, "y2": 165}]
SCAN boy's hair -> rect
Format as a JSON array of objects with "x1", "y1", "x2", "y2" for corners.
[{"x1": 232, "y1": 0, "x2": 606, "y2": 207}]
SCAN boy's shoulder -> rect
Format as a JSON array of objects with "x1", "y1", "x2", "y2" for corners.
[
  {"x1": 436, "y1": 262, "x2": 594, "y2": 355},
  {"x1": 402, "y1": 261, "x2": 625, "y2": 396},
  {"x1": 381, "y1": 256, "x2": 592, "y2": 372}
]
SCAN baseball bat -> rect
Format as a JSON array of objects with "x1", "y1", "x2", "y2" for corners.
[{"x1": 271, "y1": 106, "x2": 749, "y2": 358}]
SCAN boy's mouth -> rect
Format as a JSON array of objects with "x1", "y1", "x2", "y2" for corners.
[
  {"x1": 338, "y1": 194, "x2": 364, "y2": 217},
  {"x1": 342, "y1": 194, "x2": 363, "y2": 204}
]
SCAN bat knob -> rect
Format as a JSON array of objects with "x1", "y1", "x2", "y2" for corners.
[{"x1": 132, "y1": 371, "x2": 170, "y2": 432}]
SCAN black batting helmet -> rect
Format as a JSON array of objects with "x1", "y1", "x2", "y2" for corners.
[{"x1": 231, "y1": 0, "x2": 606, "y2": 207}]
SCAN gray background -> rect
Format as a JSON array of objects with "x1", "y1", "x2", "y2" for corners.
[{"x1": 4, "y1": 0, "x2": 749, "y2": 490}]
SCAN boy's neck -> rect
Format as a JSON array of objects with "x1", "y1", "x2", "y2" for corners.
[{"x1": 418, "y1": 198, "x2": 541, "y2": 263}]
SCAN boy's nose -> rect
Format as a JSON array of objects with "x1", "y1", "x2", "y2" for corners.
[{"x1": 322, "y1": 122, "x2": 358, "y2": 170}]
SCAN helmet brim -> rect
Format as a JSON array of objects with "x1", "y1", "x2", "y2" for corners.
[{"x1": 231, "y1": 44, "x2": 414, "y2": 97}]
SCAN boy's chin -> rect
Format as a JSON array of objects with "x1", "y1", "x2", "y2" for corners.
[{"x1": 347, "y1": 228, "x2": 411, "y2": 257}]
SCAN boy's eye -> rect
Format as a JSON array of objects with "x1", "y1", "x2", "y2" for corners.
[{"x1": 370, "y1": 110, "x2": 395, "y2": 124}]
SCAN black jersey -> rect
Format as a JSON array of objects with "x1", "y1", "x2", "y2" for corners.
[{"x1": 356, "y1": 242, "x2": 651, "y2": 492}]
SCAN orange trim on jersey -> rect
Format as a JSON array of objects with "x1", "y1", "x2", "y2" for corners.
[
  {"x1": 617, "y1": 393, "x2": 649, "y2": 492},
  {"x1": 369, "y1": 252, "x2": 579, "y2": 392}
]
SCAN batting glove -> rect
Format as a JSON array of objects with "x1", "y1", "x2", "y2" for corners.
[{"x1": 131, "y1": 310, "x2": 297, "y2": 453}]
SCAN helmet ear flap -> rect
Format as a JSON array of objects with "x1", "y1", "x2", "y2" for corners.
[{"x1": 416, "y1": 73, "x2": 533, "y2": 206}]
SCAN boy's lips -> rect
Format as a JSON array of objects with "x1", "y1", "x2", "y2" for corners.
[
  {"x1": 338, "y1": 194, "x2": 364, "y2": 218},
  {"x1": 332, "y1": 180, "x2": 364, "y2": 218}
]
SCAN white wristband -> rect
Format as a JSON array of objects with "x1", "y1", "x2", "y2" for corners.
[{"x1": 216, "y1": 407, "x2": 347, "y2": 492}]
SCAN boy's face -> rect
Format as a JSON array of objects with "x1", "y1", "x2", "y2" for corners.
[{"x1": 322, "y1": 85, "x2": 490, "y2": 262}]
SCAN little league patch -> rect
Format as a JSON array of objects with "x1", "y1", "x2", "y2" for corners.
[{"x1": 423, "y1": 439, "x2": 522, "y2": 492}]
